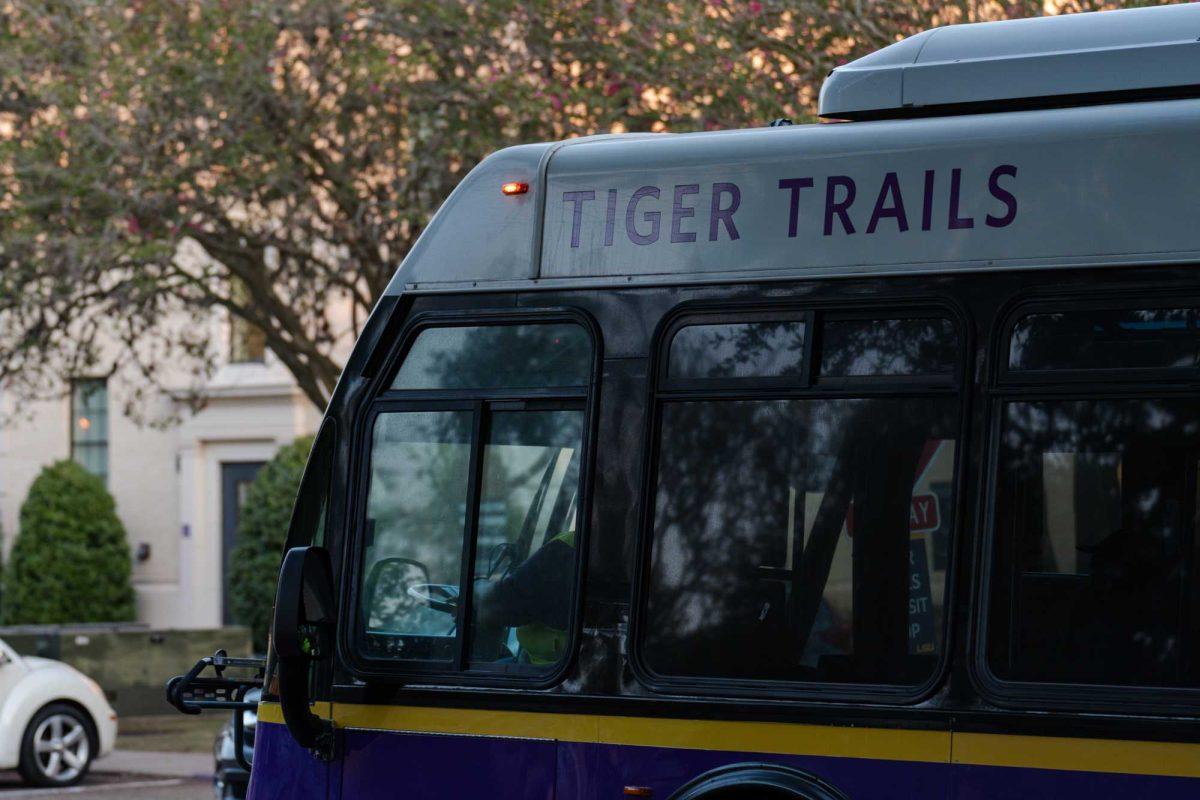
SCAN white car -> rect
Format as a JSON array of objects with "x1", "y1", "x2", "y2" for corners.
[{"x1": 0, "y1": 637, "x2": 117, "y2": 787}]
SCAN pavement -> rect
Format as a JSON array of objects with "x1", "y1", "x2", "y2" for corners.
[
  {"x1": 0, "y1": 712, "x2": 224, "y2": 798},
  {"x1": 0, "y1": 749, "x2": 214, "y2": 799},
  {"x1": 94, "y1": 750, "x2": 212, "y2": 780}
]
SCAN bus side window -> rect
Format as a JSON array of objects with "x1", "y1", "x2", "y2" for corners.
[
  {"x1": 262, "y1": 421, "x2": 336, "y2": 696},
  {"x1": 986, "y1": 304, "x2": 1200, "y2": 691},
  {"x1": 355, "y1": 320, "x2": 593, "y2": 677},
  {"x1": 819, "y1": 317, "x2": 956, "y2": 378},
  {"x1": 284, "y1": 420, "x2": 336, "y2": 552},
  {"x1": 361, "y1": 410, "x2": 474, "y2": 663},
  {"x1": 640, "y1": 311, "x2": 960, "y2": 690}
]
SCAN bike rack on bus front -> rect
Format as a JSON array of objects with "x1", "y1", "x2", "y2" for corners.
[{"x1": 166, "y1": 649, "x2": 265, "y2": 773}]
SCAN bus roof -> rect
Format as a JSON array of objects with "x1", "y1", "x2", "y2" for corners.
[
  {"x1": 820, "y1": 3, "x2": 1200, "y2": 120},
  {"x1": 387, "y1": 6, "x2": 1200, "y2": 297}
]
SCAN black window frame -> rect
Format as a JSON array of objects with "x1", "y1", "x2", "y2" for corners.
[
  {"x1": 974, "y1": 289, "x2": 1200, "y2": 714},
  {"x1": 998, "y1": 294, "x2": 1200, "y2": 385},
  {"x1": 663, "y1": 309, "x2": 813, "y2": 391},
  {"x1": 340, "y1": 307, "x2": 601, "y2": 689},
  {"x1": 630, "y1": 296, "x2": 971, "y2": 704}
]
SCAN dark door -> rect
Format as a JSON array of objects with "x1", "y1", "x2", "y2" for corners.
[{"x1": 222, "y1": 461, "x2": 265, "y2": 625}]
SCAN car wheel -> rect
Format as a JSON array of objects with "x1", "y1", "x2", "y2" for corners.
[{"x1": 17, "y1": 703, "x2": 95, "y2": 788}]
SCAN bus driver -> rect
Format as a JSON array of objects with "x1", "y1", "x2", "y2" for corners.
[{"x1": 472, "y1": 530, "x2": 577, "y2": 666}]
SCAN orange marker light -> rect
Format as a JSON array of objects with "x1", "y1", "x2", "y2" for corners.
[
  {"x1": 501, "y1": 181, "x2": 530, "y2": 196},
  {"x1": 623, "y1": 788, "x2": 653, "y2": 797}
]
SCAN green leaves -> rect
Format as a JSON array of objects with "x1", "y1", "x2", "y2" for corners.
[
  {"x1": 226, "y1": 435, "x2": 314, "y2": 652},
  {"x1": 2, "y1": 461, "x2": 136, "y2": 625},
  {"x1": 0, "y1": 0, "x2": 1155, "y2": 418}
]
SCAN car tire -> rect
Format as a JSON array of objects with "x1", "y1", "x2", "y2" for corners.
[{"x1": 17, "y1": 703, "x2": 96, "y2": 788}]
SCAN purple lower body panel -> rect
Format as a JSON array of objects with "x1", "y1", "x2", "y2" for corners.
[
  {"x1": 250, "y1": 723, "x2": 1200, "y2": 800},
  {"x1": 950, "y1": 763, "x2": 1198, "y2": 800},
  {"x1": 248, "y1": 723, "x2": 329, "y2": 800},
  {"x1": 557, "y1": 740, "x2": 949, "y2": 800},
  {"x1": 341, "y1": 727, "x2": 556, "y2": 800}
]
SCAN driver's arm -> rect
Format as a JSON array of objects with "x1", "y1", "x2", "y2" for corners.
[{"x1": 474, "y1": 538, "x2": 574, "y2": 630}]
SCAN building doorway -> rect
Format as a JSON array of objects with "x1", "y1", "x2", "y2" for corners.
[{"x1": 221, "y1": 461, "x2": 265, "y2": 625}]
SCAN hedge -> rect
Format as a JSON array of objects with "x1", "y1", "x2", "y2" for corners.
[
  {"x1": 3, "y1": 460, "x2": 135, "y2": 624},
  {"x1": 227, "y1": 436, "x2": 313, "y2": 652}
]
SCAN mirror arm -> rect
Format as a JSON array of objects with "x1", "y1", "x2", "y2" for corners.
[
  {"x1": 277, "y1": 655, "x2": 334, "y2": 757},
  {"x1": 273, "y1": 546, "x2": 336, "y2": 761}
]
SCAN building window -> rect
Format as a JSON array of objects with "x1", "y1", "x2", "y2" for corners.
[
  {"x1": 229, "y1": 280, "x2": 267, "y2": 363},
  {"x1": 71, "y1": 379, "x2": 109, "y2": 484},
  {"x1": 230, "y1": 315, "x2": 267, "y2": 363}
]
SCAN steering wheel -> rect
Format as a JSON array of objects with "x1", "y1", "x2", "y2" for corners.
[{"x1": 406, "y1": 583, "x2": 460, "y2": 615}]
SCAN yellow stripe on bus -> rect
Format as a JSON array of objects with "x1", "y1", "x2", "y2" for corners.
[
  {"x1": 260, "y1": 702, "x2": 946, "y2": 762},
  {"x1": 331, "y1": 703, "x2": 949, "y2": 763},
  {"x1": 256, "y1": 701, "x2": 1200, "y2": 778},
  {"x1": 952, "y1": 731, "x2": 1200, "y2": 779}
]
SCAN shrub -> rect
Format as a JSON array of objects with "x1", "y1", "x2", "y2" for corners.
[
  {"x1": 228, "y1": 436, "x2": 313, "y2": 652},
  {"x1": 4, "y1": 461, "x2": 135, "y2": 624}
]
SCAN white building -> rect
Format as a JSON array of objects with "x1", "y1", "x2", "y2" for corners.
[{"x1": 0, "y1": 311, "x2": 324, "y2": 629}]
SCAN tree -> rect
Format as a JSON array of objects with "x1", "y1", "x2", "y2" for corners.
[
  {"x1": 0, "y1": 0, "x2": 1165, "y2": 415},
  {"x1": 227, "y1": 436, "x2": 313, "y2": 651},
  {"x1": 3, "y1": 461, "x2": 135, "y2": 625}
]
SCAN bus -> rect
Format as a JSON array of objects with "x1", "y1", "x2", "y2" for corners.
[{"x1": 180, "y1": 4, "x2": 1200, "y2": 798}]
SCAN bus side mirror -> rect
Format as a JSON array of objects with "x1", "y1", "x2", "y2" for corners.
[
  {"x1": 363, "y1": 557, "x2": 430, "y2": 626},
  {"x1": 273, "y1": 546, "x2": 335, "y2": 755}
]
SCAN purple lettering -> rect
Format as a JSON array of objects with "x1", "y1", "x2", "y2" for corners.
[
  {"x1": 604, "y1": 189, "x2": 618, "y2": 246},
  {"x1": 867, "y1": 172, "x2": 909, "y2": 234},
  {"x1": 626, "y1": 185, "x2": 661, "y2": 245},
  {"x1": 709, "y1": 182, "x2": 741, "y2": 241},
  {"x1": 921, "y1": 170, "x2": 935, "y2": 232},
  {"x1": 563, "y1": 190, "x2": 595, "y2": 248},
  {"x1": 824, "y1": 176, "x2": 856, "y2": 236},
  {"x1": 671, "y1": 184, "x2": 700, "y2": 243},
  {"x1": 948, "y1": 168, "x2": 974, "y2": 230},
  {"x1": 986, "y1": 164, "x2": 1018, "y2": 228},
  {"x1": 778, "y1": 177, "x2": 814, "y2": 238}
]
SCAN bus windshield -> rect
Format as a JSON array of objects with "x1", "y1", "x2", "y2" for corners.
[{"x1": 356, "y1": 321, "x2": 592, "y2": 674}]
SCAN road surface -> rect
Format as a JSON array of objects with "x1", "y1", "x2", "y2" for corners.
[
  {"x1": 0, "y1": 772, "x2": 211, "y2": 798},
  {"x1": 0, "y1": 749, "x2": 214, "y2": 798}
]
